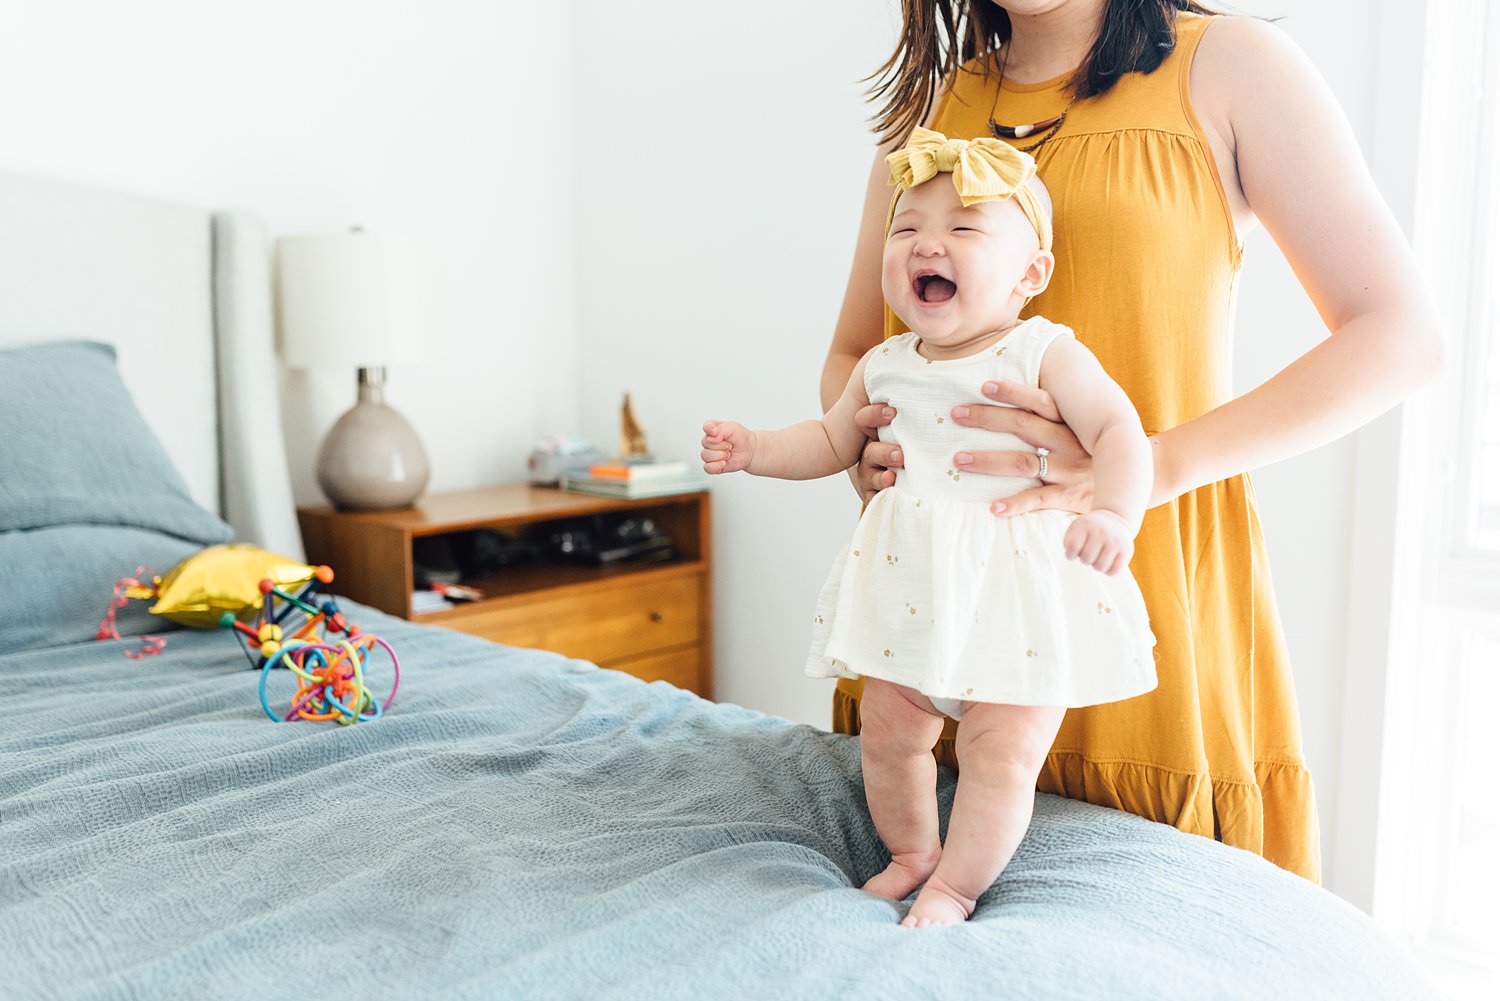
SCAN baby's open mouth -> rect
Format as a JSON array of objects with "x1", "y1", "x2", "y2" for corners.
[{"x1": 915, "y1": 273, "x2": 957, "y2": 303}]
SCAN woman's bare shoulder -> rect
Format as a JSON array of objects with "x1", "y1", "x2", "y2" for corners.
[
  {"x1": 1191, "y1": 15, "x2": 1324, "y2": 125},
  {"x1": 1188, "y1": 15, "x2": 1331, "y2": 226}
]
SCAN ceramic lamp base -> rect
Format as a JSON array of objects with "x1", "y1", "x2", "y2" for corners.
[{"x1": 316, "y1": 367, "x2": 430, "y2": 511}]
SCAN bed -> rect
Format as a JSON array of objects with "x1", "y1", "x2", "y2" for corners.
[{"x1": 0, "y1": 171, "x2": 1435, "y2": 1000}]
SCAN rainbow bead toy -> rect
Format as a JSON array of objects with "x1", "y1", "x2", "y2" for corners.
[{"x1": 219, "y1": 566, "x2": 400, "y2": 725}]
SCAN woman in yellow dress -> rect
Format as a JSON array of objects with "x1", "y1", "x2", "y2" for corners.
[{"x1": 823, "y1": 0, "x2": 1443, "y2": 882}]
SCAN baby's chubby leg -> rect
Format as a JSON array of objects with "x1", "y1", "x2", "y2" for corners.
[
  {"x1": 903, "y1": 702, "x2": 1066, "y2": 928},
  {"x1": 857, "y1": 679, "x2": 948, "y2": 901}
]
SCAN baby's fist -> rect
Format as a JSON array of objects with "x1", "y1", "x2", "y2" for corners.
[
  {"x1": 1062, "y1": 510, "x2": 1135, "y2": 576},
  {"x1": 701, "y1": 420, "x2": 755, "y2": 474}
]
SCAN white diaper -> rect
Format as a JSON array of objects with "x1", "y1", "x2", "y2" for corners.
[{"x1": 928, "y1": 697, "x2": 968, "y2": 721}]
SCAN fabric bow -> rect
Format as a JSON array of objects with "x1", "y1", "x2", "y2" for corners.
[{"x1": 885, "y1": 127, "x2": 1052, "y2": 251}]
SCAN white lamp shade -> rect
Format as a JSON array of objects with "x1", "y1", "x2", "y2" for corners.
[{"x1": 276, "y1": 231, "x2": 421, "y2": 369}]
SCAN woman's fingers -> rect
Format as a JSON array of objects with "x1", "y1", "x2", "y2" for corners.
[
  {"x1": 854, "y1": 403, "x2": 897, "y2": 434},
  {"x1": 865, "y1": 442, "x2": 903, "y2": 494},
  {"x1": 952, "y1": 390, "x2": 1092, "y2": 512},
  {"x1": 988, "y1": 483, "x2": 1090, "y2": 517},
  {"x1": 954, "y1": 448, "x2": 1040, "y2": 479},
  {"x1": 981, "y1": 380, "x2": 1063, "y2": 422},
  {"x1": 952, "y1": 401, "x2": 1069, "y2": 451},
  {"x1": 864, "y1": 440, "x2": 903, "y2": 469},
  {"x1": 946, "y1": 380, "x2": 1098, "y2": 519},
  {"x1": 857, "y1": 439, "x2": 902, "y2": 501}
]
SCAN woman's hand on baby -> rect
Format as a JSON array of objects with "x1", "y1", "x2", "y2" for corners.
[
  {"x1": 701, "y1": 420, "x2": 756, "y2": 474},
  {"x1": 951, "y1": 380, "x2": 1093, "y2": 517},
  {"x1": 1063, "y1": 510, "x2": 1134, "y2": 576},
  {"x1": 853, "y1": 403, "x2": 901, "y2": 504}
]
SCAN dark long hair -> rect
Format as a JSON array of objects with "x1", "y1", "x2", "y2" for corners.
[{"x1": 867, "y1": 0, "x2": 1223, "y2": 143}]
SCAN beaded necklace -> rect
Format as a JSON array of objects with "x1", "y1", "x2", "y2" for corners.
[{"x1": 985, "y1": 44, "x2": 1075, "y2": 155}]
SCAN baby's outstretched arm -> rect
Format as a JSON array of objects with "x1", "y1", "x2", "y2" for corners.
[
  {"x1": 1038, "y1": 335, "x2": 1152, "y2": 575},
  {"x1": 703, "y1": 348, "x2": 876, "y2": 480}
]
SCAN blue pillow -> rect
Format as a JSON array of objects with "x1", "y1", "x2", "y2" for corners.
[
  {"x1": 0, "y1": 340, "x2": 232, "y2": 544},
  {"x1": 0, "y1": 525, "x2": 204, "y2": 654},
  {"x1": 0, "y1": 340, "x2": 233, "y2": 654}
]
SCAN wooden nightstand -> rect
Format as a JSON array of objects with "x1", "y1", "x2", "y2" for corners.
[{"x1": 297, "y1": 485, "x2": 713, "y2": 698}]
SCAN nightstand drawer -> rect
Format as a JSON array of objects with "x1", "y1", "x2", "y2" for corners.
[
  {"x1": 611, "y1": 645, "x2": 702, "y2": 691},
  {"x1": 431, "y1": 573, "x2": 701, "y2": 664}
]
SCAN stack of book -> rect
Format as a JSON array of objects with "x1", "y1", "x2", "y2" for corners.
[{"x1": 560, "y1": 459, "x2": 710, "y2": 499}]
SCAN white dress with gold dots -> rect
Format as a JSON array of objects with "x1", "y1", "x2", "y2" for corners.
[{"x1": 805, "y1": 317, "x2": 1157, "y2": 713}]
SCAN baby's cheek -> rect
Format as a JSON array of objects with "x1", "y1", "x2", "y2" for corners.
[
  {"x1": 878, "y1": 269, "x2": 903, "y2": 304},
  {"x1": 879, "y1": 249, "x2": 910, "y2": 294}
]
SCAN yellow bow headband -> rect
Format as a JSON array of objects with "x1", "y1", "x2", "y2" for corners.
[{"x1": 885, "y1": 127, "x2": 1052, "y2": 252}]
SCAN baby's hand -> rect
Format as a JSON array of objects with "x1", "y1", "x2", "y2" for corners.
[
  {"x1": 1063, "y1": 510, "x2": 1135, "y2": 576},
  {"x1": 701, "y1": 420, "x2": 756, "y2": 474}
]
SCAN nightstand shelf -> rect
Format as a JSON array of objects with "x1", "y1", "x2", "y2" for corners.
[
  {"x1": 298, "y1": 484, "x2": 713, "y2": 698},
  {"x1": 430, "y1": 553, "x2": 708, "y2": 605}
]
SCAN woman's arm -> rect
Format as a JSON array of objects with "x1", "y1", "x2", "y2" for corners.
[
  {"x1": 825, "y1": 127, "x2": 934, "y2": 501},
  {"x1": 950, "y1": 17, "x2": 1443, "y2": 515},
  {"x1": 822, "y1": 139, "x2": 906, "y2": 411},
  {"x1": 1150, "y1": 15, "x2": 1444, "y2": 498}
]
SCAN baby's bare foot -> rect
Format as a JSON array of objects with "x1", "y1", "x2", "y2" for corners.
[
  {"x1": 862, "y1": 849, "x2": 942, "y2": 901},
  {"x1": 900, "y1": 876, "x2": 976, "y2": 928}
]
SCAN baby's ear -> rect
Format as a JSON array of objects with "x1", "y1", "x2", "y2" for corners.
[{"x1": 1018, "y1": 249, "x2": 1055, "y2": 298}]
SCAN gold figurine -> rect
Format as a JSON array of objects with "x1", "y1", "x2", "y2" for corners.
[{"x1": 619, "y1": 393, "x2": 651, "y2": 459}]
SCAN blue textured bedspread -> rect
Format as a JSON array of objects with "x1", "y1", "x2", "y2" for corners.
[{"x1": 1, "y1": 608, "x2": 1429, "y2": 1000}]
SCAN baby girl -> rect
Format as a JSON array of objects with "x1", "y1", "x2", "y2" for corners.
[{"x1": 702, "y1": 128, "x2": 1156, "y2": 927}]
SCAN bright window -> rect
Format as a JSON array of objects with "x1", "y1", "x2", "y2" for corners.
[
  {"x1": 1377, "y1": 2, "x2": 1500, "y2": 997},
  {"x1": 1466, "y1": 269, "x2": 1500, "y2": 551}
]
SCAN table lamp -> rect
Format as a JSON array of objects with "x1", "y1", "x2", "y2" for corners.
[{"x1": 276, "y1": 229, "x2": 430, "y2": 511}]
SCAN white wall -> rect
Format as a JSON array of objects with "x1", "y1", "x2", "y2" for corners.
[
  {"x1": 571, "y1": 0, "x2": 895, "y2": 727},
  {"x1": 572, "y1": 0, "x2": 1397, "y2": 903},
  {"x1": 0, "y1": 0, "x2": 579, "y2": 503}
]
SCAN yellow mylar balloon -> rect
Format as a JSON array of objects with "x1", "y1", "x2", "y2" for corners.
[{"x1": 125, "y1": 544, "x2": 319, "y2": 628}]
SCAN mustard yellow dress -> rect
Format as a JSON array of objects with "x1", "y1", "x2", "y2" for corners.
[{"x1": 832, "y1": 12, "x2": 1321, "y2": 882}]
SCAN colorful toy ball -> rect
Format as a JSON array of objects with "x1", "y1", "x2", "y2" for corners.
[
  {"x1": 220, "y1": 568, "x2": 399, "y2": 725},
  {"x1": 254, "y1": 633, "x2": 400, "y2": 725}
]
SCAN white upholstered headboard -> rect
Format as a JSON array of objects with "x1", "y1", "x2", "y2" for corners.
[{"x1": 0, "y1": 170, "x2": 303, "y2": 559}]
